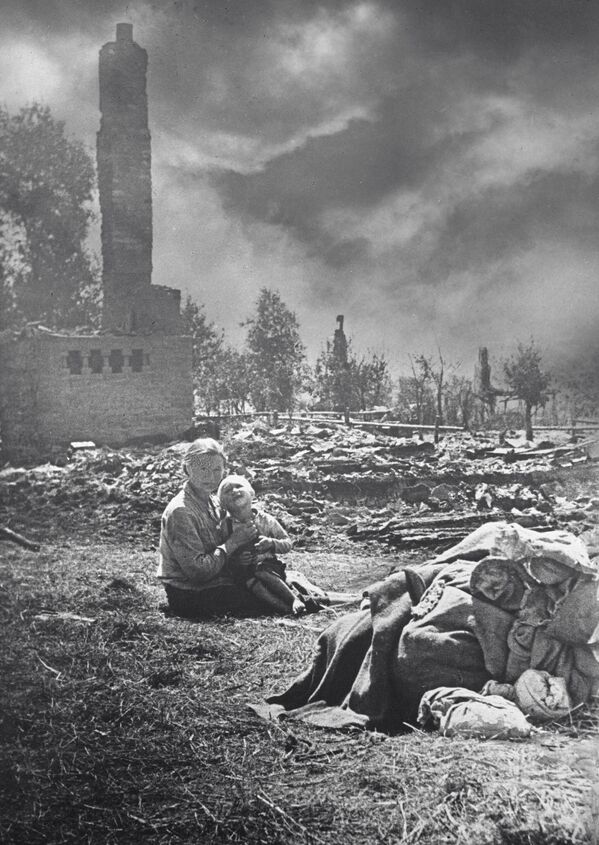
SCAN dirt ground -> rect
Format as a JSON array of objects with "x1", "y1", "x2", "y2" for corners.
[
  {"x1": 1, "y1": 430, "x2": 598, "y2": 843},
  {"x1": 1, "y1": 521, "x2": 597, "y2": 844}
]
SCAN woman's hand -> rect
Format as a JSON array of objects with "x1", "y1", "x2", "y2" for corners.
[{"x1": 254, "y1": 536, "x2": 274, "y2": 553}]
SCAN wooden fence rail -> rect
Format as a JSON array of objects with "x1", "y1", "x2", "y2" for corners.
[{"x1": 193, "y1": 412, "x2": 599, "y2": 437}]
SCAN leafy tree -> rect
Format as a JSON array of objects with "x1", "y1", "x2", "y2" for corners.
[
  {"x1": 208, "y1": 346, "x2": 251, "y2": 414},
  {"x1": 313, "y1": 318, "x2": 391, "y2": 413},
  {"x1": 244, "y1": 288, "x2": 306, "y2": 412},
  {"x1": 181, "y1": 296, "x2": 223, "y2": 374},
  {"x1": 314, "y1": 344, "x2": 391, "y2": 412},
  {"x1": 503, "y1": 339, "x2": 550, "y2": 440},
  {"x1": 0, "y1": 247, "x2": 17, "y2": 330},
  {"x1": 352, "y1": 351, "x2": 392, "y2": 411},
  {"x1": 181, "y1": 297, "x2": 253, "y2": 414},
  {"x1": 0, "y1": 103, "x2": 100, "y2": 329},
  {"x1": 181, "y1": 297, "x2": 238, "y2": 412}
]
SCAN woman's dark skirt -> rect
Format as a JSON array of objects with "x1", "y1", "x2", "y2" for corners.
[{"x1": 165, "y1": 583, "x2": 271, "y2": 618}]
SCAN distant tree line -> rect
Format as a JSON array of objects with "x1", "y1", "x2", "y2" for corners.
[{"x1": 182, "y1": 291, "x2": 559, "y2": 439}]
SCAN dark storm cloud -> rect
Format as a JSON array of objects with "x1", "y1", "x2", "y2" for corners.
[
  {"x1": 3, "y1": 0, "x2": 133, "y2": 32},
  {"x1": 400, "y1": 0, "x2": 599, "y2": 59},
  {"x1": 142, "y1": 0, "x2": 404, "y2": 148},
  {"x1": 214, "y1": 86, "x2": 484, "y2": 265},
  {"x1": 215, "y1": 124, "x2": 383, "y2": 261},
  {"x1": 163, "y1": 0, "x2": 599, "y2": 287},
  {"x1": 425, "y1": 168, "x2": 599, "y2": 280},
  {"x1": 218, "y1": 95, "x2": 436, "y2": 209},
  {"x1": 3, "y1": 0, "x2": 599, "y2": 362}
]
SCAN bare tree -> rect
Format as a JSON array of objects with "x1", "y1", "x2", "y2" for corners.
[
  {"x1": 444, "y1": 375, "x2": 475, "y2": 428},
  {"x1": 406, "y1": 355, "x2": 432, "y2": 424},
  {"x1": 412, "y1": 348, "x2": 457, "y2": 426}
]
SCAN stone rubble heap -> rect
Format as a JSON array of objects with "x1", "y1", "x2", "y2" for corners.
[{"x1": 1, "y1": 420, "x2": 597, "y2": 551}]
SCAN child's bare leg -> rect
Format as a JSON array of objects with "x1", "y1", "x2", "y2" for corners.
[
  {"x1": 290, "y1": 595, "x2": 306, "y2": 615},
  {"x1": 257, "y1": 570, "x2": 306, "y2": 615}
]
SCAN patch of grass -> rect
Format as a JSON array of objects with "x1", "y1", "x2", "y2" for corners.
[{"x1": 0, "y1": 541, "x2": 596, "y2": 844}]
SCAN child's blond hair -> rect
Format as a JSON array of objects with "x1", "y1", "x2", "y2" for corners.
[{"x1": 217, "y1": 474, "x2": 254, "y2": 504}]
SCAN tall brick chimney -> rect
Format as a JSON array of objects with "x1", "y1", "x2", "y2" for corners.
[{"x1": 98, "y1": 23, "x2": 153, "y2": 333}]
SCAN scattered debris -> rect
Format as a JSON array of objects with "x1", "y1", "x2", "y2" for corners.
[{"x1": 0, "y1": 422, "x2": 597, "y2": 552}]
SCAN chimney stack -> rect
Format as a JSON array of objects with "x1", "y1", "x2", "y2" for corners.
[{"x1": 97, "y1": 23, "x2": 153, "y2": 332}]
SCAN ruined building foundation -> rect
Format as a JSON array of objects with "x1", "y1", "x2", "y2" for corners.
[{"x1": 0, "y1": 24, "x2": 192, "y2": 460}]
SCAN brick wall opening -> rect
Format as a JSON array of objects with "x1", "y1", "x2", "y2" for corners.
[
  {"x1": 130, "y1": 348, "x2": 144, "y2": 372},
  {"x1": 88, "y1": 350, "x2": 103, "y2": 373},
  {"x1": 67, "y1": 351, "x2": 83, "y2": 375},
  {"x1": 109, "y1": 349, "x2": 124, "y2": 373}
]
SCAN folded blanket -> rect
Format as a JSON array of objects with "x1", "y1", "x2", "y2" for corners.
[{"x1": 267, "y1": 571, "x2": 414, "y2": 731}]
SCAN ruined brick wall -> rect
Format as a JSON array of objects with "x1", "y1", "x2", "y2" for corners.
[
  {"x1": 147, "y1": 285, "x2": 182, "y2": 334},
  {"x1": 0, "y1": 332, "x2": 193, "y2": 460},
  {"x1": 0, "y1": 332, "x2": 44, "y2": 460},
  {"x1": 97, "y1": 23, "x2": 180, "y2": 334}
]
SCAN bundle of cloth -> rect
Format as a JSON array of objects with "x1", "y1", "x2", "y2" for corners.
[{"x1": 257, "y1": 523, "x2": 599, "y2": 733}]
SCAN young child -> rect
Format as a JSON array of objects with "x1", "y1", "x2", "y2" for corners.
[{"x1": 216, "y1": 474, "x2": 306, "y2": 615}]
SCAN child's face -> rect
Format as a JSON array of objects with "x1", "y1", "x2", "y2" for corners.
[{"x1": 220, "y1": 479, "x2": 253, "y2": 514}]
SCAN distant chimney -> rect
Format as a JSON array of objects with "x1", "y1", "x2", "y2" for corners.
[
  {"x1": 116, "y1": 22, "x2": 133, "y2": 42},
  {"x1": 98, "y1": 23, "x2": 153, "y2": 332},
  {"x1": 333, "y1": 315, "x2": 348, "y2": 366}
]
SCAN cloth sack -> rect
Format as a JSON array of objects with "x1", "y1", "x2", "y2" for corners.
[
  {"x1": 418, "y1": 686, "x2": 531, "y2": 739},
  {"x1": 514, "y1": 669, "x2": 572, "y2": 722}
]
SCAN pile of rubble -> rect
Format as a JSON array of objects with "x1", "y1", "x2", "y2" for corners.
[
  {"x1": 0, "y1": 421, "x2": 597, "y2": 551},
  {"x1": 236, "y1": 423, "x2": 592, "y2": 489},
  {"x1": 0, "y1": 446, "x2": 186, "y2": 543}
]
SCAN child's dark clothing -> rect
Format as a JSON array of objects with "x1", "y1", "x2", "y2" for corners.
[
  {"x1": 223, "y1": 510, "x2": 290, "y2": 583},
  {"x1": 222, "y1": 509, "x2": 305, "y2": 614}
]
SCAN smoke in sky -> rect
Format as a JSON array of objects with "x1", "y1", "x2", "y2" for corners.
[{"x1": 2, "y1": 0, "x2": 599, "y2": 371}]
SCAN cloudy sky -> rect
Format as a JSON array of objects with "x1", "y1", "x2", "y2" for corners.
[{"x1": 3, "y1": 0, "x2": 599, "y2": 372}]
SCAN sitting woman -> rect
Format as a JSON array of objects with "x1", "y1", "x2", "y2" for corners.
[
  {"x1": 217, "y1": 474, "x2": 307, "y2": 616},
  {"x1": 157, "y1": 438, "x2": 267, "y2": 617}
]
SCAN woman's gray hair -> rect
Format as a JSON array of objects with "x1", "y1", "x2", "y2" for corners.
[
  {"x1": 182, "y1": 438, "x2": 225, "y2": 472},
  {"x1": 184, "y1": 437, "x2": 224, "y2": 459}
]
